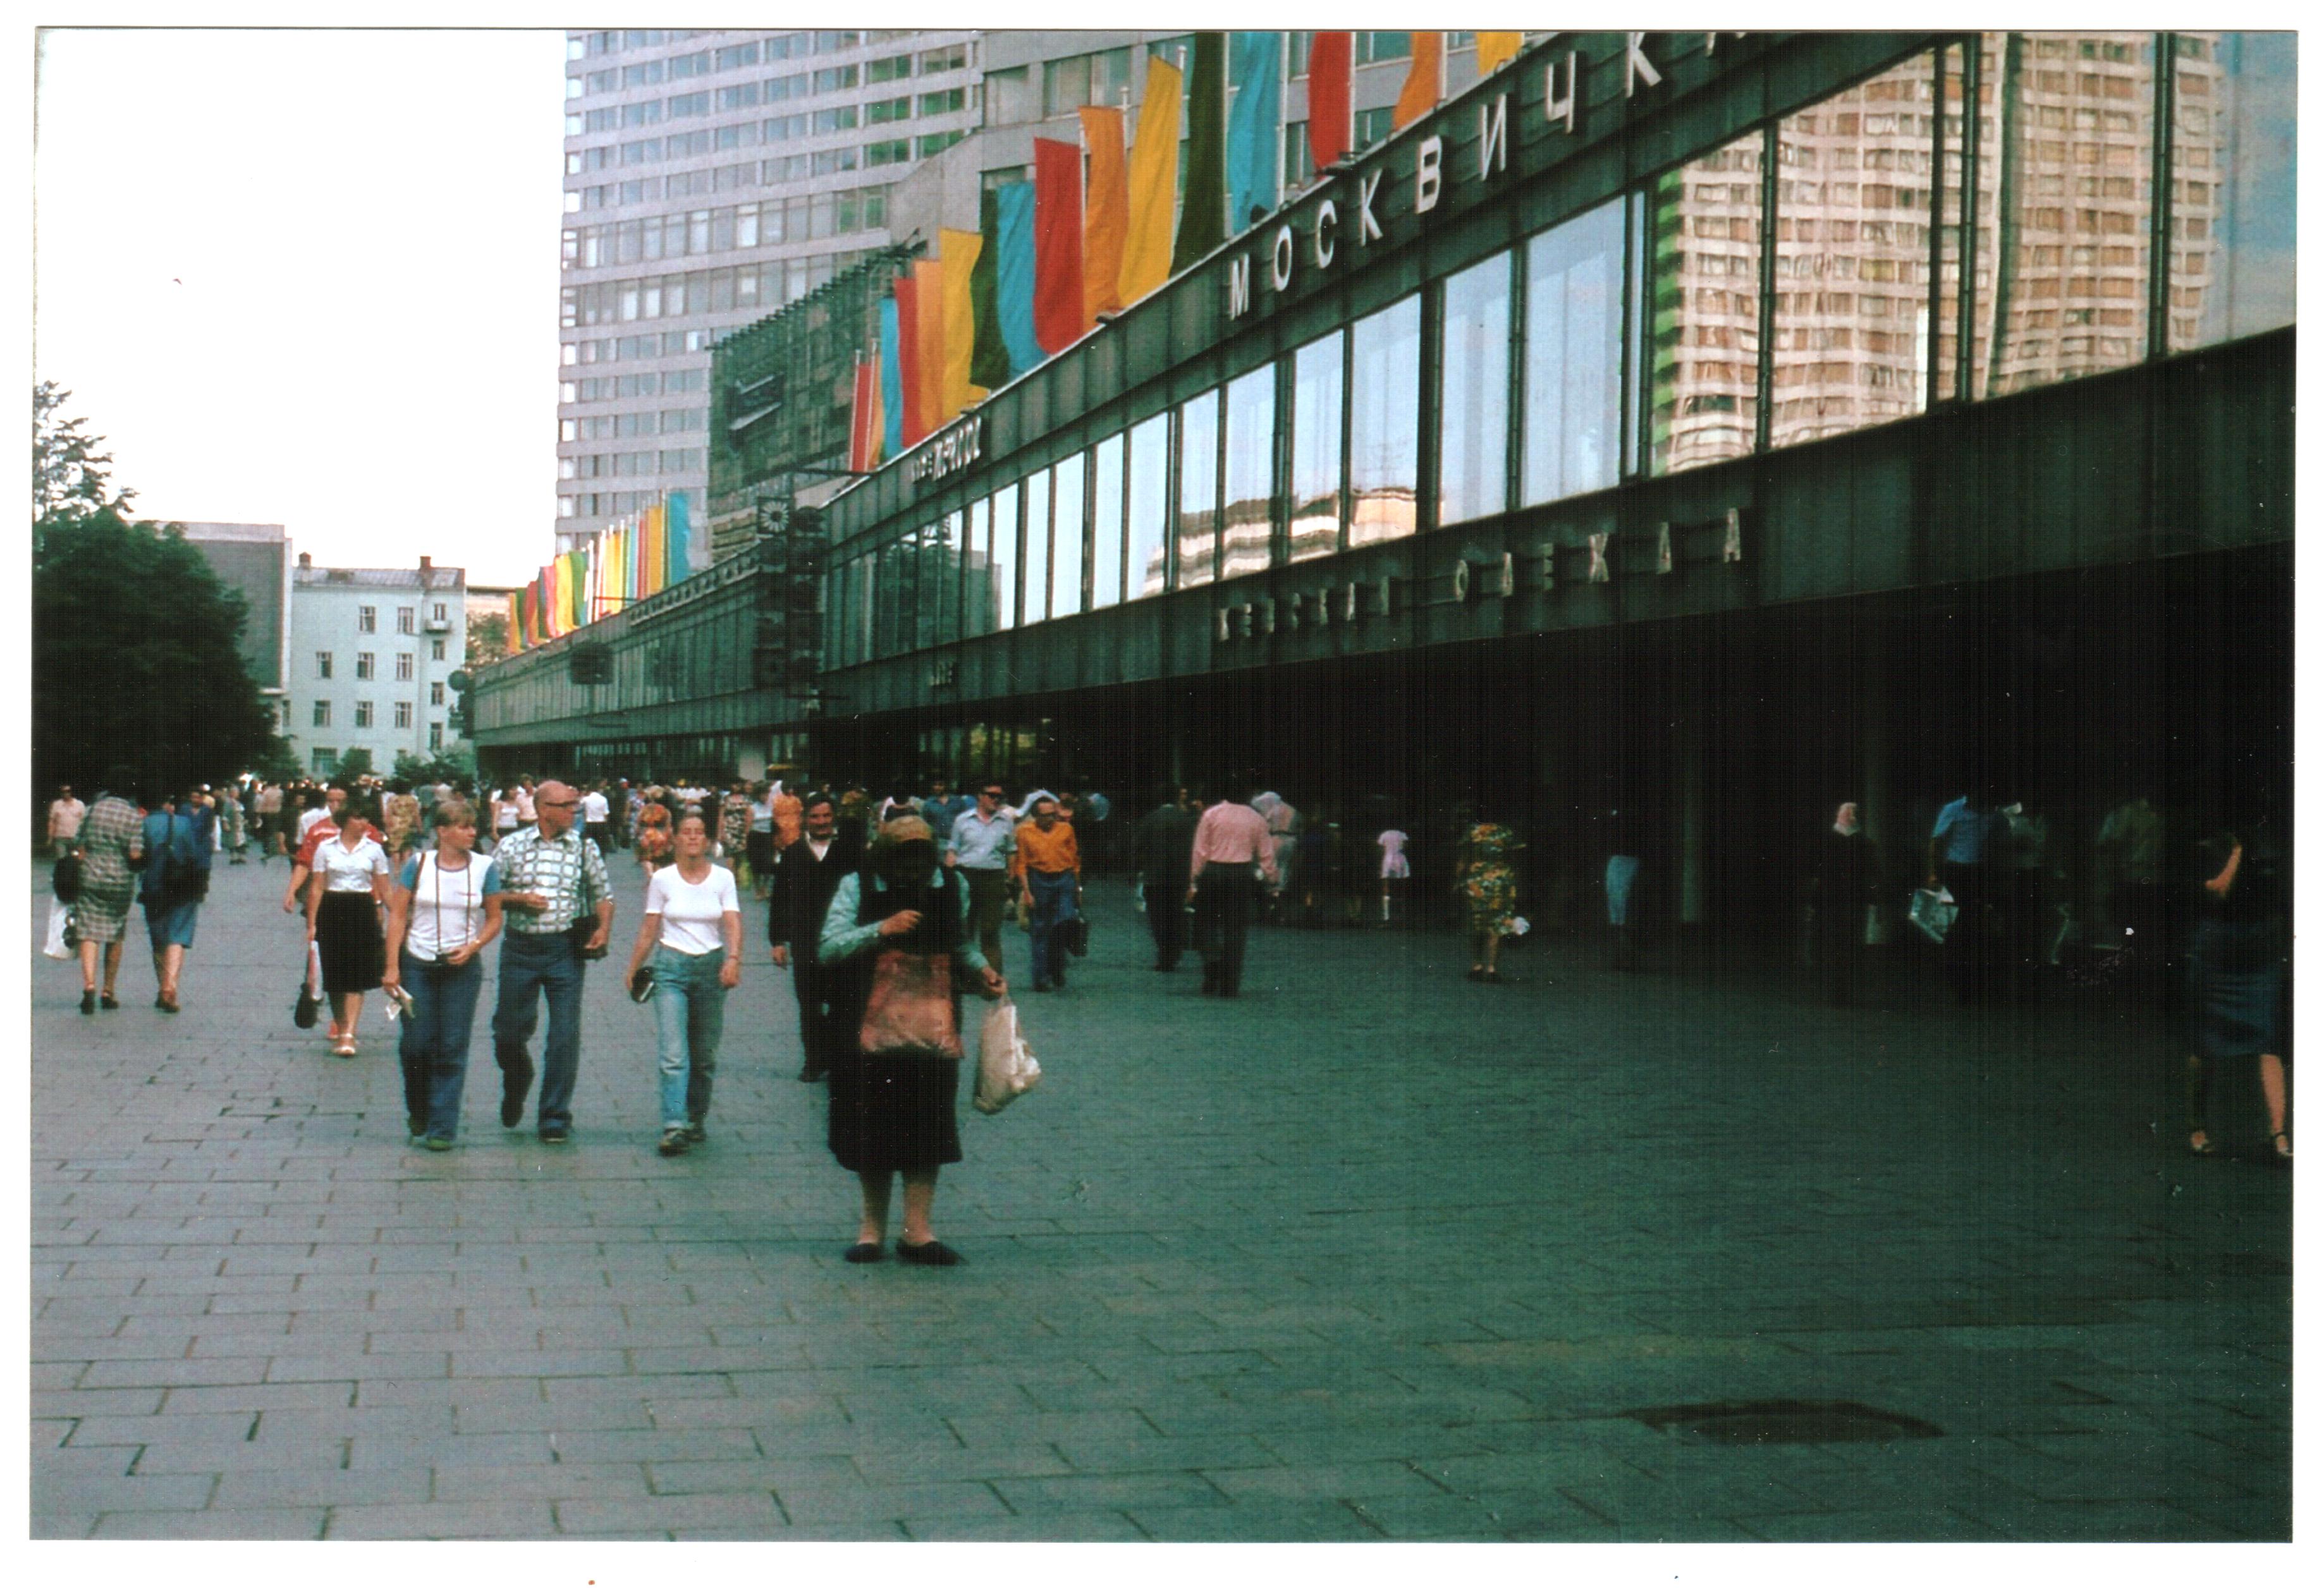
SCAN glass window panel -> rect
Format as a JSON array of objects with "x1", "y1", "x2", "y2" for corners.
[
  {"x1": 1770, "y1": 52, "x2": 1935, "y2": 449},
  {"x1": 1288, "y1": 331, "x2": 1344, "y2": 561},
  {"x1": 960, "y1": 500, "x2": 993, "y2": 638},
  {"x1": 1976, "y1": 32, "x2": 2155, "y2": 396},
  {"x1": 1438, "y1": 253, "x2": 1512, "y2": 525},
  {"x1": 1052, "y1": 453, "x2": 1087, "y2": 618},
  {"x1": 894, "y1": 529, "x2": 920, "y2": 651},
  {"x1": 1091, "y1": 434, "x2": 1125, "y2": 608},
  {"x1": 1349, "y1": 296, "x2": 1421, "y2": 545},
  {"x1": 2171, "y1": 31, "x2": 2295, "y2": 351},
  {"x1": 871, "y1": 543, "x2": 901, "y2": 656},
  {"x1": 1023, "y1": 468, "x2": 1052, "y2": 624},
  {"x1": 852, "y1": 556, "x2": 874, "y2": 666},
  {"x1": 934, "y1": 510, "x2": 963, "y2": 644},
  {"x1": 1649, "y1": 133, "x2": 1763, "y2": 474},
  {"x1": 1522, "y1": 199, "x2": 1625, "y2": 504},
  {"x1": 1176, "y1": 390, "x2": 1221, "y2": 587},
  {"x1": 1127, "y1": 413, "x2": 1170, "y2": 598},
  {"x1": 988, "y1": 484, "x2": 1018, "y2": 630},
  {"x1": 1220, "y1": 365, "x2": 1276, "y2": 576}
]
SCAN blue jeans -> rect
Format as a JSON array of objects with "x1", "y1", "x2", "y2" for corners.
[
  {"x1": 492, "y1": 932, "x2": 585, "y2": 1133},
  {"x1": 652, "y1": 945, "x2": 728, "y2": 1129},
  {"x1": 399, "y1": 954, "x2": 485, "y2": 1138},
  {"x1": 1025, "y1": 870, "x2": 1077, "y2": 987}
]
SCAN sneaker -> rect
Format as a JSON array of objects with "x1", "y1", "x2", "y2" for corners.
[
  {"x1": 657, "y1": 1129, "x2": 690, "y2": 1157},
  {"x1": 539, "y1": 1125, "x2": 570, "y2": 1145},
  {"x1": 423, "y1": 1135, "x2": 455, "y2": 1152},
  {"x1": 683, "y1": 1119, "x2": 706, "y2": 1143}
]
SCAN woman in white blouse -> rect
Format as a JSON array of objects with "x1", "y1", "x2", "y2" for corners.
[
  {"x1": 623, "y1": 810, "x2": 743, "y2": 1157},
  {"x1": 305, "y1": 794, "x2": 392, "y2": 1057},
  {"x1": 383, "y1": 799, "x2": 505, "y2": 1150}
]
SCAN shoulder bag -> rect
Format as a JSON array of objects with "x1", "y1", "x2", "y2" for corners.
[{"x1": 858, "y1": 949, "x2": 962, "y2": 1060}]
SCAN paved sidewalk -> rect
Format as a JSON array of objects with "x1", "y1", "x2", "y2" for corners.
[{"x1": 30, "y1": 856, "x2": 2290, "y2": 1540}]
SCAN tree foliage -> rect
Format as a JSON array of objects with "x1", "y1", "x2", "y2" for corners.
[
  {"x1": 467, "y1": 611, "x2": 510, "y2": 667},
  {"x1": 392, "y1": 746, "x2": 479, "y2": 789},
  {"x1": 332, "y1": 746, "x2": 377, "y2": 786},
  {"x1": 33, "y1": 386, "x2": 280, "y2": 798},
  {"x1": 34, "y1": 381, "x2": 135, "y2": 529}
]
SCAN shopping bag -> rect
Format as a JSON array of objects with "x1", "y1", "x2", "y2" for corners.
[
  {"x1": 857, "y1": 950, "x2": 962, "y2": 1060},
  {"x1": 1908, "y1": 887, "x2": 1957, "y2": 945},
  {"x1": 973, "y1": 999, "x2": 1041, "y2": 1114},
  {"x1": 1063, "y1": 913, "x2": 1089, "y2": 958},
  {"x1": 293, "y1": 940, "x2": 323, "y2": 1029},
  {"x1": 43, "y1": 897, "x2": 75, "y2": 960}
]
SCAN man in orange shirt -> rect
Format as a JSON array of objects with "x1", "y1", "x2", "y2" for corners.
[{"x1": 1010, "y1": 796, "x2": 1080, "y2": 993}]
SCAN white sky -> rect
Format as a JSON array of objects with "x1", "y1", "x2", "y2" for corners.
[{"x1": 34, "y1": 27, "x2": 568, "y2": 588}]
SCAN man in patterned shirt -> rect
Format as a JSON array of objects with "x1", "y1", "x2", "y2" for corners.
[{"x1": 489, "y1": 779, "x2": 615, "y2": 1144}]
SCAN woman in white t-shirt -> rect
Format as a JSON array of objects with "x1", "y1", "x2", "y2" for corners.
[
  {"x1": 305, "y1": 796, "x2": 393, "y2": 1057},
  {"x1": 382, "y1": 799, "x2": 505, "y2": 1150},
  {"x1": 623, "y1": 810, "x2": 743, "y2": 1157}
]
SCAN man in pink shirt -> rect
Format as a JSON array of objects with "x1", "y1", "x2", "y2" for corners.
[{"x1": 1186, "y1": 793, "x2": 1278, "y2": 999}]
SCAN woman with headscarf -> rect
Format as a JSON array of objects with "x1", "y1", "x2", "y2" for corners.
[
  {"x1": 71, "y1": 766, "x2": 145, "y2": 1014},
  {"x1": 816, "y1": 815, "x2": 1007, "y2": 1265},
  {"x1": 1811, "y1": 801, "x2": 1877, "y2": 1006}
]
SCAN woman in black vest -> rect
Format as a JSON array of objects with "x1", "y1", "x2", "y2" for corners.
[{"x1": 816, "y1": 815, "x2": 1006, "y2": 1265}]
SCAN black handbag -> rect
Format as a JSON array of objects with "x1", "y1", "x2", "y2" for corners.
[
  {"x1": 1063, "y1": 915, "x2": 1090, "y2": 958},
  {"x1": 52, "y1": 852, "x2": 82, "y2": 904},
  {"x1": 293, "y1": 982, "x2": 320, "y2": 1030}
]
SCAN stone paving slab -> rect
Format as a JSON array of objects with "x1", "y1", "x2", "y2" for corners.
[{"x1": 28, "y1": 856, "x2": 2291, "y2": 1540}]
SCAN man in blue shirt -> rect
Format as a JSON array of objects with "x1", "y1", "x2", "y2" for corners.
[
  {"x1": 1926, "y1": 788, "x2": 2002, "y2": 1004},
  {"x1": 942, "y1": 779, "x2": 1018, "y2": 975}
]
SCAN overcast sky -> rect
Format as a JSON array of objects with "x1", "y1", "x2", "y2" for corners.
[{"x1": 34, "y1": 27, "x2": 568, "y2": 588}]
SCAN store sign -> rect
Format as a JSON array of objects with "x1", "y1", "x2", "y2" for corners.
[{"x1": 908, "y1": 415, "x2": 984, "y2": 486}]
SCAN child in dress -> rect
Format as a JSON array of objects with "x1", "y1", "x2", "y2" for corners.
[{"x1": 1376, "y1": 826, "x2": 1410, "y2": 924}]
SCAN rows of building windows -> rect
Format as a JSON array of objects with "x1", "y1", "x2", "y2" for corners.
[
  {"x1": 564, "y1": 189, "x2": 891, "y2": 270},
  {"x1": 311, "y1": 693, "x2": 445, "y2": 729},
  {"x1": 561, "y1": 250, "x2": 871, "y2": 328},
  {"x1": 560, "y1": 490, "x2": 699, "y2": 521},
  {"x1": 561, "y1": 410, "x2": 706, "y2": 442},
  {"x1": 824, "y1": 33, "x2": 2290, "y2": 669},
  {"x1": 565, "y1": 368, "x2": 709, "y2": 403},
  {"x1": 312, "y1": 642, "x2": 448, "y2": 679},
  {"x1": 569, "y1": 127, "x2": 963, "y2": 190},
  {"x1": 561, "y1": 449, "x2": 706, "y2": 481},
  {"x1": 565, "y1": 329, "x2": 714, "y2": 366},
  {"x1": 572, "y1": 30, "x2": 862, "y2": 63}
]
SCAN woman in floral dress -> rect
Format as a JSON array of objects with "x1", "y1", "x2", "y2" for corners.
[{"x1": 1457, "y1": 821, "x2": 1523, "y2": 983}]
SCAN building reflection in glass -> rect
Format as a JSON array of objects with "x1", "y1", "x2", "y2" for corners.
[
  {"x1": 1127, "y1": 413, "x2": 1168, "y2": 599},
  {"x1": 1221, "y1": 365, "x2": 1276, "y2": 577},
  {"x1": 1349, "y1": 295, "x2": 1419, "y2": 545},
  {"x1": 1288, "y1": 329, "x2": 1344, "y2": 562},
  {"x1": 1176, "y1": 389, "x2": 1220, "y2": 587}
]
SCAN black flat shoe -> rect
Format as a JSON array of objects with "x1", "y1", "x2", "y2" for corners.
[
  {"x1": 895, "y1": 1239, "x2": 962, "y2": 1267},
  {"x1": 500, "y1": 1061, "x2": 533, "y2": 1128},
  {"x1": 843, "y1": 1242, "x2": 883, "y2": 1263},
  {"x1": 99, "y1": 994, "x2": 119, "y2": 1010},
  {"x1": 80, "y1": 990, "x2": 95, "y2": 1014}
]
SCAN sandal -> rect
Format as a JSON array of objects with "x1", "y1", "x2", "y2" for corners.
[
  {"x1": 333, "y1": 1038, "x2": 357, "y2": 1058},
  {"x1": 2272, "y1": 1132, "x2": 2292, "y2": 1162},
  {"x1": 2187, "y1": 1131, "x2": 2216, "y2": 1157}
]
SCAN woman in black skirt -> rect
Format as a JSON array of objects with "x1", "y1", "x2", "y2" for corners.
[
  {"x1": 816, "y1": 815, "x2": 1006, "y2": 1265},
  {"x1": 305, "y1": 793, "x2": 392, "y2": 1057},
  {"x1": 2184, "y1": 825, "x2": 2290, "y2": 1160}
]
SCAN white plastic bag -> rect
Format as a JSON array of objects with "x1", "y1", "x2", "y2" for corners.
[
  {"x1": 1908, "y1": 887, "x2": 1958, "y2": 945},
  {"x1": 42, "y1": 897, "x2": 75, "y2": 960},
  {"x1": 973, "y1": 998, "x2": 1041, "y2": 1115}
]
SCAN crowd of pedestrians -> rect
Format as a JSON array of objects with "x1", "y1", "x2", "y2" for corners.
[{"x1": 40, "y1": 760, "x2": 2290, "y2": 1251}]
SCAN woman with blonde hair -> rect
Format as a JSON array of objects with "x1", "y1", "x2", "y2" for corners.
[{"x1": 382, "y1": 799, "x2": 505, "y2": 1148}]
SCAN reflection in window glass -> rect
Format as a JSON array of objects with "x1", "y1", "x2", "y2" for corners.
[
  {"x1": 1976, "y1": 32, "x2": 2155, "y2": 396},
  {"x1": 961, "y1": 500, "x2": 993, "y2": 638},
  {"x1": 900, "y1": 529, "x2": 927, "y2": 651},
  {"x1": 1127, "y1": 414, "x2": 1169, "y2": 597},
  {"x1": 1091, "y1": 434, "x2": 1125, "y2": 608},
  {"x1": 929, "y1": 511, "x2": 962, "y2": 645},
  {"x1": 988, "y1": 484, "x2": 1018, "y2": 630},
  {"x1": 1288, "y1": 331, "x2": 1343, "y2": 561},
  {"x1": 1022, "y1": 468, "x2": 1052, "y2": 624},
  {"x1": 1221, "y1": 366, "x2": 1276, "y2": 577},
  {"x1": 1349, "y1": 295, "x2": 1421, "y2": 545},
  {"x1": 1439, "y1": 254, "x2": 1511, "y2": 525},
  {"x1": 850, "y1": 557, "x2": 873, "y2": 666},
  {"x1": 871, "y1": 541, "x2": 900, "y2": 655},
  {"x1": 1770, "y1": 54, "x2": 1934, "y2": 449},
  {"x1": 1651, "y1": 133, "x2": 1762, "y2": 473},
  {"x1": 2171, "y1": 31, "x2": 2295, "y2": 351},
  {"x1": 1053, "y1": 453, "x2": 1087, "y2": 618},
  {"x1": 1522, "y1": 200, "x2": 1624, "y2": 504},
  {"x1": 1176, "y1": 391, "x2": 1220, "y2": 587}
]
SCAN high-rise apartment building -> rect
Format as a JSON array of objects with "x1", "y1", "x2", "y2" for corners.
[{"x1": 557, "y1": 27, "x2": 981, "y2": 551}]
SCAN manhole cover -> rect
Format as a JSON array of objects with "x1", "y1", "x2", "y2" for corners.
[{"x1": 1622, "y1": 1400, "x2": 1943, "y2": 1444}]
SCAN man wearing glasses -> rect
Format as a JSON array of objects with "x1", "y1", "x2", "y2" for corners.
[
  {"x1": 941, "y1": 781, "x2": 1017, "y2": 976},
  {"x1": 489, "y1": 779, "x2": 615, "y2": 1143}
]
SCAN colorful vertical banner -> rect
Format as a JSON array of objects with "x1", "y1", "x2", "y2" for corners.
[
  {"x1": 939, "y1": 228, "x2": 985, "y2": 419},
  {"x1": 1032, "y1": 137, "x2": 1089, "y2": 354},
  {"x1": 1393, "y1": 31, "x2": 1443, "y2": 131},
  {"x1": 666, "y1": 493, "x2": 692, "y2": 585},
  {"x1": 1173, "y1": 33, "x2": 1228, "y2": 272},
  {"x1": 1226, "y1": 32, "x2": 1282, "y2": 229},
  {"x1": 1079, "y1": 106, "x2": 1128, "y2": 321},
  {"x1": 1121, "y1": 51, "x2": 1183, "y2": 304},
  {"x1": 894, "y1": 273, "x2": 926, "y2": 445},
  {"x1": 507, "y1": 592, "x2": 522, "y2": 652},
  {"x1": 1476, "y1": 31, "x2": 1522, "y2": 75},
  {"x1": 848, "y1": 348, "x2": 877, "y2": 473},
  {"x1": 1307, "y1": 31, "x2": 1352, "y2": 170},
  {"x1": 994, "y1": 181, "x2": 1044, "y2": 375},
  {"x1": 878, "y1": 295, "x2": 906, "y2": 461},
  {"x1": 912, "y1": 257, "x2": 946, "y2": 429},
  {"x1": 970, "y1": 187, "x2": 1011, "y2": 389}
]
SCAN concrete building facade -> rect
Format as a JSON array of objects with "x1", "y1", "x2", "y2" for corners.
[
  {"x1": 286, "y1": 554, "x2": 468, "y2": 776},
  {"x1": 175, "y1": 521, "x2": 292, "y2": 727}
]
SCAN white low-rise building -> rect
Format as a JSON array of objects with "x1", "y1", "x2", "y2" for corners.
[{"x1": 287, "y1": 553, "x2": 467, "y2": 776}]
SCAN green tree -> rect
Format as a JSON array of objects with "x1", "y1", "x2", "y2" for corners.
[
  {"x1": 34, "y1": 508, "x2": 281, "y2": 800},
  {"x1": 332, "y1": 747, "x2": 377, "y2": 785},
  {"x1": 467, "y1": 610, "x2": 510, "y2": 667},
  {"x1": 33, "y1": 381, "x2": 135, "y2": 530},
  {"x1": 392, "y1": 746, "x2": 479, "y2": 789}
]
